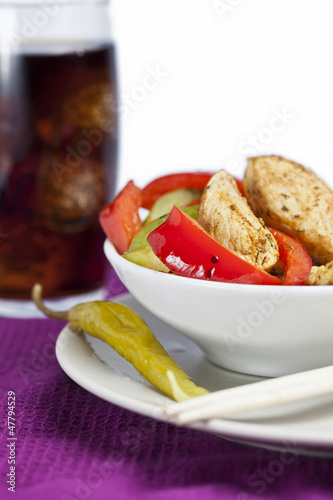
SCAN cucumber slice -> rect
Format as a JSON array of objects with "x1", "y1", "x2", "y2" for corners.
[
  {"x1": 144, "y1": 188, "x2": 202, "y2": 224},
  {"x1": 123, "y1": 205, "x2": 198, "y2": 271}
]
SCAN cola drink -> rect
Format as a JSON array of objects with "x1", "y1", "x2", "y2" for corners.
[{"x1": 0, "y1": 43, "x2": 118, "y2": 298}]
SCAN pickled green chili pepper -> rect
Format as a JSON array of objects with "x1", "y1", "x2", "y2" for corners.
[{"x1": 32, "y1": 284, "x2": 208, "y2": 402}]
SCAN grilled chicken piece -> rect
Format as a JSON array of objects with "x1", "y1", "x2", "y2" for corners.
[
  {"x1": 244, "y1": 155, "x2": 333, "y2": 264},
  {"x1": 308, "y1": 262, "x2": 333, "y2": 286},
  {"x1": 197, "y1": 169, "x2": 279, "y2": 272}
]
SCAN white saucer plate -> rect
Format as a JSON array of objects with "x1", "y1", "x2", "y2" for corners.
[{"x1": 55, "y1": 293, "x2": 333, "y2": 456}]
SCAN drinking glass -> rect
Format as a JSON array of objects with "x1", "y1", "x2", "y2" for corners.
[{"x1": 0, "y1": 0, "x2": 118, "y2": 299}]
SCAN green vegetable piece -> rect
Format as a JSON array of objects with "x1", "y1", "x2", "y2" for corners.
[
  {"x1": 123, "y1": 246, "x2": 170, "y2": 272},
  {"x1": 144, "y1": 188, "x2": 202, "y2": 224},
  {"x1": 32, "y1": 284, "x2": 208, "y2": 402},
  {"x1": 124, "y1": 205, "x2": 198, "y2": 271}
]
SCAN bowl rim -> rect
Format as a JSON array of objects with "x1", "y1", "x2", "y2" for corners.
[{"x1": 104, "y1": 238, "x2": 332, "y2": 295}]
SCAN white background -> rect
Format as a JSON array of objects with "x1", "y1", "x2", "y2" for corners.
[{"x1": 112, "y1": 0, "x2": 333, "y2": 190}]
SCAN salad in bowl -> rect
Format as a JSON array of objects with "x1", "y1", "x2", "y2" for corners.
[{"x1": 100, "y1": 156, "x2": 333, "y2": 376}]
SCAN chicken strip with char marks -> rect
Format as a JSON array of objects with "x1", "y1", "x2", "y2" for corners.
[
  {"x1": 197, "y1": 169, "x2": 279, "y2": 272},
  {"x1": 244, "y1": 155, "x2": 333, "y2": 264}
]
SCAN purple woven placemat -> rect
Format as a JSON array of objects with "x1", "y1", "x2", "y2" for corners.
[{"x1": 1, "y1": 270, "x2": 333, "y2": 500}]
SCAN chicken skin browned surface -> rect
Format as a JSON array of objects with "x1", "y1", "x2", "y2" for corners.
[
  {"x1": 244, "y1": 156, "x2": 333, "y2": 264},
  {"x1": 197, "y1": 169, "x2": 279, "y2": 272}
]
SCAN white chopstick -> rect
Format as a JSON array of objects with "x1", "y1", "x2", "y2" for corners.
[{"x1": 165, "y1": 365, "x2": 333, "y2": 424}]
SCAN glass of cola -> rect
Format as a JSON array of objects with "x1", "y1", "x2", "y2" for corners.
[{"x1": 0, "y1": 0, "x2": 118, "y2": 299}]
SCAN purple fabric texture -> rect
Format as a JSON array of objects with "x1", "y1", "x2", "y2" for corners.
[{"x1": 1, "y1": 270, "x2": 333, "y2": 500}]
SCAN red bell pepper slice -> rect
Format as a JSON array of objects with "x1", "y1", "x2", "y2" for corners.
[
  {"x1": 99, "y1": 181, "x2": 142, "y2": 254},
  {"x1": 268, "y1": 227, "x2": 312, "y2": 286},
  {"x1": 141, "y1": 172, "x2": 215, "y2": 209},
  {"x1": 147, "y1": 206, "x2": 282, "y2": 285}
]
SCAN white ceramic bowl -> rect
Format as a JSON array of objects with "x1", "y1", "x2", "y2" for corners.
[{"x1": 104, "y1": 239, "x2": 333, "y2": 377}]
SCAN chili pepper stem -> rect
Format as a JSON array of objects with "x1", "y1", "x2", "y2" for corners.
[{"x1": 31, "y1": 284, "x2": 70, "y2": 321}]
